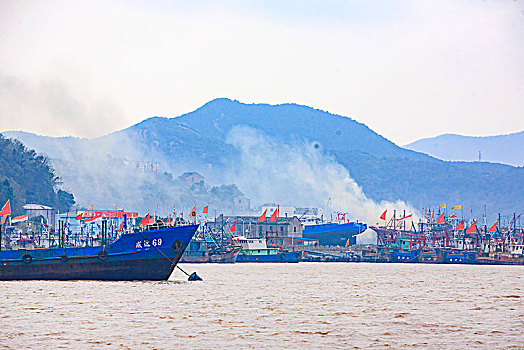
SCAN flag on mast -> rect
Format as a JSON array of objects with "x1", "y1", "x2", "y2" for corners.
[
  {"x1": 436, "y1": 212, "x2": 445, "y2": 224},
  {"x1": 487, "y1": 221, "x2": 498, "y2": 233},
  {"x1": 380, "y1": 210, "x2": 387, "y2": 221},
  {"x1": 11, "y1": 214, "x2": 28, "y2": 223},
  {"x1": 203, "y1": 205, "x2": 208, "y2": 214},
  {"x1": 395, "y1": 214, "x2": 413, "y2": 221},
  {"x1": 437, "y1": 203, "x2": 446, "y2": 209},
  {"x1": 0, "y1": 200, "x2": 11, "y2": 216},
  {"x1": 451, "y1": 205, "x2": 461, "y2": 209},
  {"x1": 230, "y1": 220, "x2": 237, "y2": 232},
  {"x1": 455, "y1": 219, "x2": 465, "y2": 231},
  {"x1": 139, "y1": 213, "x2": 150, "y2": 227},
  {"x1": 466, "y1": 221, "x2": 477, "y2": 234},
  {"x1": 257, "y1": 209, "x2": 267, "y2": 223},
  {"x1": 269, "y1": 209, "x2": 277, "y2": 222},
  {"x1": 189, "y1": 207, "x2": 196, "y2": 219}
]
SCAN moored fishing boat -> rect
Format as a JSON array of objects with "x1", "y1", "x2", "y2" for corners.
[
  {"x1": 234, "y1": 236, "x2": 301, "y2": 263},
  {"x1": 390, "y1": 249, "x2": 419, "y2": 262},
  {"x1": 0, "y1": 222, "x2": 198, "y2": 281},
  {"x1": 302, "y1": 221, "x2": 367, "y2": 246}
]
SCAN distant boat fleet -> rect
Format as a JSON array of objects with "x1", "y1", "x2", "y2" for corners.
[
  {"x1": 0, "y1": 200, "x2": 522, "y2": 281},
  {"x1": 350, "y1": 206, "x2": 524, "y2": 265}
]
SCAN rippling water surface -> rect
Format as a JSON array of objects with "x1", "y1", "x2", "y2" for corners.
[{"x1": 1, "y1": 263, "x2": 523, "y2": 349}]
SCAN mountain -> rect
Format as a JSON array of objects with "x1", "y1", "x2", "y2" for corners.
[
  {"x1": 404, "y1": 131, "x2": 524, "y2": 167},
  {"x1": 3, "y1": 99, "x2": 523, "y2": 220},
  {"x1": 172, "y1": 99, "x2": 431, "y2": 161}
]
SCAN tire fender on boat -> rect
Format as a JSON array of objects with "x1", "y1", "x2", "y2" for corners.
[
  {"x1": 22, "y1": 254, "x2": 33, "y2": 264},
  {"x1": 61, "y1": 255, "x2": 69, "y2": 262},
  {"x1": 98, "y1": 251, "x2": 108, "y2": 260}
]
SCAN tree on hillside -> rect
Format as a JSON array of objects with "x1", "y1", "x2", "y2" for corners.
[{"x1": 0, "y1": 134, "x2": 75, "y2": 215}]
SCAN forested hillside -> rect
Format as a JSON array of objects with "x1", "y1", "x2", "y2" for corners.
[{"x1": 0, "y1": 134, "x2": 75, "y2": 215}]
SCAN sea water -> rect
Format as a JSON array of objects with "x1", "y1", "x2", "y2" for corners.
[{"x1": 1, "y1": 263, "x2": 522, "y2": 349}]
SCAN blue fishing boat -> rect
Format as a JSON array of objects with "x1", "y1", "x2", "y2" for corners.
[
  {"x1": 0, "y1": 222, "x2": 198, "y2": 281},
  {"x1": 391, "y1": 250, "x2": 419, "y2": 262}
]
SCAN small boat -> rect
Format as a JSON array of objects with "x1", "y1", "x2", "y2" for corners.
[
  {"x1": 234, "y1": 236, "x2": 301, "y2": 263},
  {"x1": 0, "y1": 222, "x2": 198, "y2": 281},
  {"x1": 181, "y1": 221, "x2": 241, "y2": 263}
]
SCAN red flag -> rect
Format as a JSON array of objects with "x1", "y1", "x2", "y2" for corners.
[
  {"x1": 113, "y1": 204, "x2": 117, "y2": 210},
  {"x1": 150, "y1": 214, "x2": 156, "y2": 225},
  {"x1": 455, "y1": 219, "x2": 465, "y2": 231},
  {"x1": 139, "y1": 213, "x2": 150, "y2": 227},
  {"x1": 466, "y1": 221, "x2": 477, "y2": 234},
  {"x1": 269, "y1": 209, "x2": 277, "y2": 222},
  {"x1": 11, "y1": 213, "x2": 28, "y2": 223},
  {"x1": 258, "y1": 209, "x2": 267, "y2": 223},
  {"x1": 436, "y1": 212, "x2": 445, "y2": 224},
  {"x1": 189, "y1": 207, "x2": 196, "y2": 219},
  {"x1": 487, "y1": 221, "x2": 498, "y2": 233},
  {"x1": 203, "y1": 205, "x2": 208, "y2": 214},
  {"x1": 0, "y1": 215, "x2": 6, "y2": 224},
  {"x1": 88, "y1": 205, "x2": 93, "y2": 210},
  {"x1": 0, "y1": 200, "x2": 11, "y2": 216},
  {"x1": 380, "y1": 210, "x2": 387, "y2": 220},
  {"x1": 230, "y1": 220, "x2": 237, "y2": 232},
  {"x1": 449, "y1": 213, "x2": 456, "y2": 219},
  {"x1": 432, "y1": 210, "x2": 434, "y2": 219},
  {"x1": 395, "y1": 214, "x2": 413, "y2": 221},
  {"x1": 75, "y1": 213, "x2": 83, "y2": 220},
  {"x1": 84, "y1": 213, "x2": 102, "y2": 223}
]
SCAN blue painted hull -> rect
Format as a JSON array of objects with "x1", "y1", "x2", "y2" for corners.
[
  {"x1": 236, "y1": 250, "x2": 301, "y2": 263},
  {"x1": 303, "y1": 222, "x2": 367, "y2": 246},
  {"x1": 391, "y1": 250, "x2": 419, "y2": 263},
  {"x1": 0, "y1": 225, "x2": 198, "y2": 281}
]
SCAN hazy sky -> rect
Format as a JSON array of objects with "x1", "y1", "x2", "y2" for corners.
[{"x1": 1, "y1": 0, "x2": 523, "y2": 145}]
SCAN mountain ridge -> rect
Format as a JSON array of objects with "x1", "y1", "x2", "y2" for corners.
[
  {"x1": 2, "y1": 98, "x2": 522, "y2": 219},
  {"x1": 405, "y1": 131, "x2": 524, "y2": 166}
]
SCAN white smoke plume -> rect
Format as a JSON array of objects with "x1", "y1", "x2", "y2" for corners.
[{"x1": 226, "y1": 126, "x2": 419, "y2": 224}]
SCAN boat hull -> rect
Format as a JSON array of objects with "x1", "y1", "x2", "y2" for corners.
[
  {"x1": 0, "y1": 225, "x2": 198, "y2": 281},
  {"x1": 303, "y1": 222, "x2": 367, "y2": 246},
  {"x1": 208, "y1": 247, "x2": 241, "y2": 263},
  {"x1": 180, "y1": 242, "x2": 241, "y2": 263},
  {"x1": 236, "y1": 250, "x2": 301, "y2": 263}
]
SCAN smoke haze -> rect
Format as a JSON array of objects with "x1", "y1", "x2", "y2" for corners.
[{"x1": 226, "y1": 126, "x2": 418, "y2": 223}]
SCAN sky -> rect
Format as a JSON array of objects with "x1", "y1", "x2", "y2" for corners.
[{"x1": 0, "y1": 0, "x2": 523, "y2": 145}]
